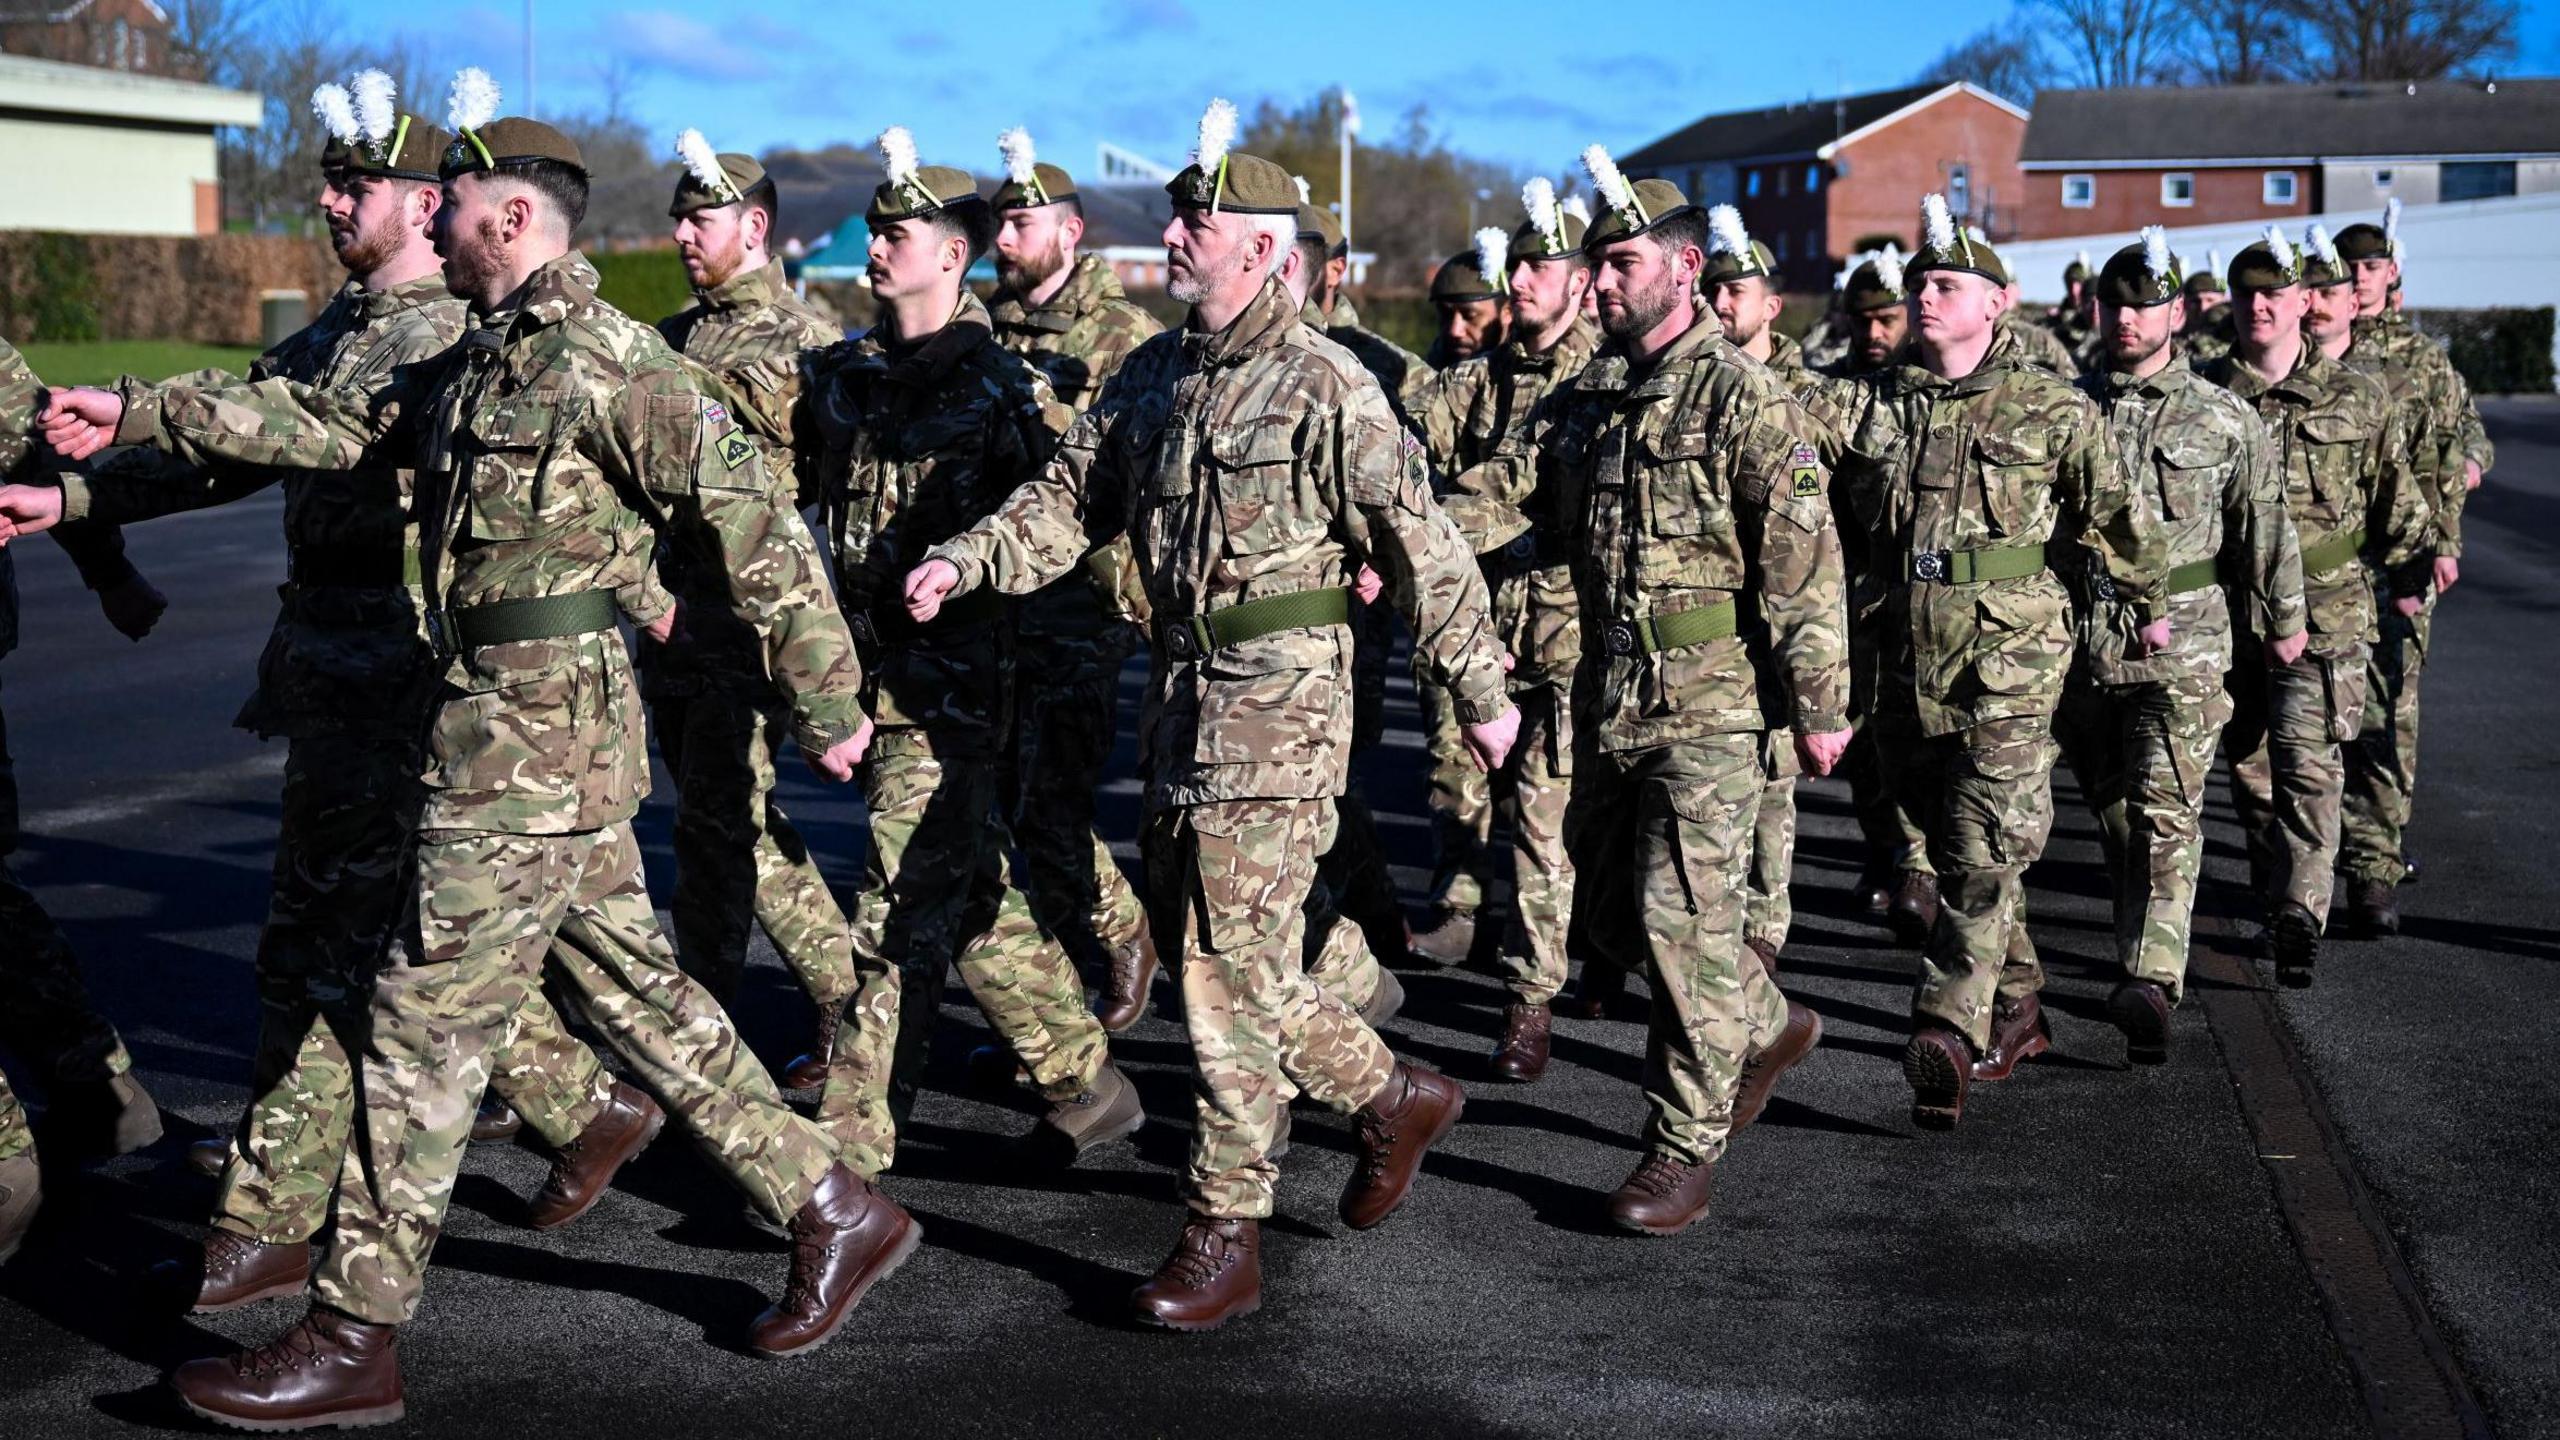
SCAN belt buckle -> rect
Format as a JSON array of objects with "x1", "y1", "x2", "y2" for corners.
[
  {"x1": 1912, "y1": 551, "x2": 1949, "y2": 583},
  {"x1": 1604, "y1": 622, "x2": 1636, "y2": 657},
  {"x1": 2092, "y1": 571, "x2": 2117, "y2": 602},
  {"x1": 848, "y1": 612, "x2": 878, "y2": 645}
]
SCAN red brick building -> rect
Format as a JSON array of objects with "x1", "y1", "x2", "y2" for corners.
[
  {"x1": 2016, "y1": 80, "x2": 2560, "y2": 240},
  {"x1": 0, "y1": 0, "x2": 198, "y2": 81},
  {"x1": 1618, "y1": 81, "x2": 2029, "y2": 290}
]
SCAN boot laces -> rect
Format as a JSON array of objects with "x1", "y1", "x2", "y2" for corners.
[
  {"x1": 1161, "y1": 1225, "x2": 1232, "y2": 1289},
  {"x1": 1628, "y1": 1155, "x2": 1690, "y2": 1199},
  {"x1": 236, "y1": 1314, "x2": 328, "y2": 1378}
]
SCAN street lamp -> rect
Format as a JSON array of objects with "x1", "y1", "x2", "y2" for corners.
[{"x1": 1338, "y1": 87, "x2": 1360, "y2": 246}]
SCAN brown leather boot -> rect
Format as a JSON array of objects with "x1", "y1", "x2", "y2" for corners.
[
  {"x1": 0, "y1": 1152, "x2": 37, "y2": 1266},
  {"x1": 1339, "y1": 1063, "x2": 1464, "y2": 1230},
  {"x1": 470, "y1": 1099, "x2": 522, "y2": 1143},
  {"x1": 1971, "y1": 994, "x2": 2052, "y2": 1082},
  {"x1": 2108, "y1": 979, "x2": 2174, "y2": 1066},
  {"x1": 1557, "y1": 961, "x2": 1626, "y2": 1021},
  {"x1": 525, "y1": 1080, "x2": 664, "y2": 1231},
  {"x1": 1733, "y1": 1000, "x2": 1823, "y2": 1131},
  {"x1": 167, "y1": 1306, "x2": 404, "y2": 1431},
  {"x1": 1094, "y1": 928, "x2": 1160, "y2": 1033},
  {"x1": 1015, "y1": 1063, "x2": 1145, "y2": 1167},
  {"x1": 2272, "y1": 900, "x2": 2321, "y2": 988},
  {"x1": 159, "y1": 1229, "x2": 311, "y2": 1314},
  {"x1": 51, "y1": 1072, "x2": 163, "y2": 1158},
  {"x1": 1853, "y1": 863, "x2": 1894, "y2": 918},
  {"x1": 783, "y1": 1003, "x2": 842, "y2": 1091},
  {"x1": 1488, "y1": 1001, "x2": 1551, "y2": 1082},
  {"x1": 1357, "y1": 967, "x2": 1406, "y2": 1029},
  {"x1": 1744, "y1": 936, "x2": 1782, "y2": 982},
  {"x1": 2348, "y1": 877, "x2": 2401, "y2": 938},
  {"x1": 1408, "y1": 908, "x2": 1477, "y2": 967},
  {"x1": 1130, "y1": 1215, "x2": 1261, "y2": 1331},
  {"x1": 1903, "y1": 1025, "x2": 1974, "y2": 1131},
  {"x1": 747, "y1": 1163, "x2": 920, "y2": 1357},
  {"x1": 186, "y1": 1136, "x2": 230, "y2": 1178},
  {"x1": 1888, "y1": 871, "x2": 1940, "y2": 946},
  {"x1": 1607, "y1": 1152, "x2": 1715, "y2": 1236}
]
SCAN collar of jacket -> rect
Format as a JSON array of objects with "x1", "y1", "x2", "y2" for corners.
[
  {"x1": 1619, "y1": 312, "x2": 1729, "y2": 402},
  {"x1": 1185, "y1": 277, "x2": 1298, "y2": 369},
  {"x1": 493, "y1": 252, "x2": 602, "y2": 338},
  {"x1": 354, "y1": 269, "x2": 457, "y2": 322},
  {"x1": 992, "y1": 253, "x2": 1118, "y2": 336},
  {"x1": 1904, "y1": 322, "x2": 2027, "y2": 399},
  {"x1": 1506, "y1": 317, "x2": 1598, "y2": 377},
  {"x1": 2102, "y1": 351, "x2": 2192, "y2": 399},
  {"x1": 859, "y1": 289, "x2": 996, "y2": 390},
  {"x1": 695, "y1": 257, "x2": 791, "y2": 314}
]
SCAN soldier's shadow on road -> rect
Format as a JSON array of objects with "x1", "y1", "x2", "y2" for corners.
[{"x1": 428, "y1": 1231, "x2": 782, "y2": 1355}]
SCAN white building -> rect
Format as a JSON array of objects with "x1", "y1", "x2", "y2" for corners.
[{"x1": 0, "y1": 51, "x2": 257, "y2": 234}]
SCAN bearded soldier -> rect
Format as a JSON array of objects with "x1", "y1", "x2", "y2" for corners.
[
  {"x1": 2200, "y1": 228, "x2": 2430, "y2": 987},
  {"x1": 1413, "y1": 181, "x2": 1598, "y2": 1076},
  {"x1": 2054, "y1": 232, "x2": 2304, "y2": 1063},
  {"x1": 38, "y1": 89, "x2": 897, "y2": 1421},
  {"x1": 905, "y1": 107, "x2": 1513, "y2": 1328},
  {"x1": 1835, "y1": 196, "x2": 2165, "y2": 1130},
  {"x1": 645, "y1": 130, "x2": 856, "y2": 1090},
  {"x1": 984, "y1": 129, "x2": 1165, "y2": 1032},
  {"x1": 1464, "y1": 154, "x2": 1843, "y2": 1230},
  {"x1": 2331, "y1": 204, "x2": 2489, "y2": 936}
]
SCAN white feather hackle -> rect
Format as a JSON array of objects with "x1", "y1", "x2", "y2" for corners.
[
  {"x1": 1294, "y1": 174, "x2": 1312, "y2": 204},
  {"x1": 1707, "y1": 203, "x2": 1750, "y2": 258},
  {"x1": 2208, "y1": 247, "x2": 2223, "y2": 278},
  {"x1": 2176, "y1": 251, "x2": 2195, "y2": 279},
  {"x1": 1580, "y1": 145, "x2": 1635, "y2": 215},
  {"x1": 1559, "y1": 193, "x2": 1591, "y2": 225},
  {"x1": 1921, "y1": 194, "x2": 1956, "y2": 254},
  {"x1": 676, "y1": 129, "x2": 731, "y2": 197},
  {"x1": 877, "y1": 125, "x2": 920, "y2": 186},
  {"x1": 1876, "y1": 244, "x2": 1906, "y2": 296},
  {"x1": 997, "y1": 126, "x2": 1037, "y2": 185},
  {"x1": 310, "y1": 83, "x2": 359, "y2": 146},
  {"x1": 2262, "y1": 224, "x2": 2295, "y2": 273},
  {"x1": 350, "y1": 69, "x2": 396, "y2": 144},
  {"x1": 2384, "y1": 196, "x2": 2403, "y2": 257},
  {"x1": 1193, "y1": 97, "x2": 1238, "y2": 170},
  {"x1": 446, "y1": 67, "x2": 499, "y2": 135},
  {"x1": 1521, "y1": 177, "x2": 1559, "y2": 246},
  {"x1": 2076, "y1": 247, "x2": 2091, "y2": 271},
  {"x1": 2141, "y1": 226, "x2": 2171, "y2": 279},
  {"x1": 2307, "y1": 222, "x2": 2339, "y2": 268},
  {"x1": 1474, "y1": 227, "x2": 1508, "y2": 287}
]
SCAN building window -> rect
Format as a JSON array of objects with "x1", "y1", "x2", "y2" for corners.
[
  {"x1": 1746, "y1": 169, "x2": 1762, "y2": 198},
  {"x1": 2263, "y1": 171, "x2": 2297, "y2": 205},
  {"x1": 2442, "y1": 161, "x2": 2518, "y2": 201},
  {"x1": 1776, "y1": 232, "x2": 1790, "y2": 262},
  {"x1": 2161, "y1": 173, "x2": 2195, "y2": 207},
  {"x1": 1947, "y1": 163, "x2": 1971, "y2": 216},
  {"x1": 2374, "y1": 168, "x2": 2394, "y2": 188},
  {"x1": 1777, "y1": 167, "x2": 1790, "y2": 196},
  {"x1": 1805, "y1": 164, "x2": 1822, "y2": 193},
  {"x1": 2062, "y1": 173, "x2": 2096, "y2": 208},
  {"x1": 1805, "y1": 230, "x2": 1819, "y2": 264}
]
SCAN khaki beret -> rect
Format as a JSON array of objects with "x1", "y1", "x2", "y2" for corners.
[
  {"x1": 671, "y1": 152, "x2": 769, "y2": 217},
  {"x1": 1165, "y1": 150, "x2": 1299, "y2": 216},
  {"x1": 1582, "y1": 177, "x2": 1692, "y2": 252},
  {"x1": 869, "y1": 164, "x2": 985, "y2": 226},
  {"x1": 1701, "y1": 239, "x2": 1776, "y2": 287},
  {"x1": 2226, "y1": 240, "x2": 2302, "y2": 293},
  {"x1": 325, "y1": 109, "x2": 447, "y2": 184},
  {"x1": 442, "y1": 116, "x2": 586, "y2": 179},
  {"x1": 2094, "y1": 241, "x2": 2180, "y2": 308},
  {"x1": 993, "y1": 162, "x2": 1078, "y2": 212}
]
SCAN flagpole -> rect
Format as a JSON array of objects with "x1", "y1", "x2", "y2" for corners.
[{"x1": 1338, "y1": 87, "x2": 1358, "y2": 248}]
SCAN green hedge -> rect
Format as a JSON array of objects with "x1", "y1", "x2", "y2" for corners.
[
  {"x1": 2409, "y1": 307, "x2": 2555, "y2": 395},
  {"x1": 591, "y1": 249, "x2": 695, "y2": 327}
]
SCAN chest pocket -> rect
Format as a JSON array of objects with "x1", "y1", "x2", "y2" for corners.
[
  {"x1": 1634, "y1": 426, "x2": 1742, "y2": 591},
  {"x1": 1211, "y1": 419, "x2": 1324, "y2": 556},
  {"x1": 1973, "y1": 429, "x2": 2055, "y2": 540},
  {"x1": 2295, "y1": 411, "x2": 2366, "y2": 509},
  {"x1": 2153, "y1": 435, "x2": 2232, "y2": 522},
  {"x1": 465, "y1": 395, "x2": 578, "y2": 541}
]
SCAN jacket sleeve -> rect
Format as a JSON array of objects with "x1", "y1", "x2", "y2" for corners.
[
  {"x1": 1735, "y1": 391, "x2": 1850, "y2": 734},
  {"x1": 2221, "y1": 409, "x2": 2305, "y2": 643},
  {"x1": 929, "y1": 400, "x2": 1130, "y2": 599}
]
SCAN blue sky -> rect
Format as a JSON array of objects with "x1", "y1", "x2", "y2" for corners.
[{"x1": 334, "y1": 0, "x2": 2560, "y2": 177}]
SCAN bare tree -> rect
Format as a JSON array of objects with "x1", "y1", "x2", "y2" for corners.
[
  {"x1": 1238, "y1": 92, "x2": 1517, "y2": 288},
  {"x1": 2180, "y1": 0, "x2": 2306, "y2": 81},
  {"x1": 2287, "y1": 0, "x2": 2518, "y2": 79},
  {"x1": 2035, "y1": 0, "x2": 2192, "y2": 85},
  {"x1": 1916, "y1": 19, "x2": 2057, "y2": 105}
]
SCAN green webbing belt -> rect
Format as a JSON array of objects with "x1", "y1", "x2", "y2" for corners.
[
  {"x1": 1900, "y1": 541, "x2": 2048, "y2": 585},
  {"x1": 2167, "y1": 557, "x2": 2224, "y2": 594},
  {"x1": 1167, "y1": 587, "x2": 1351, "y2": 657},
  {"x1": 2299, "y1": 526, "x2": 2367, "y2": 577},
  {"x1": 1605, "y1": 599, "x2": 1739, "y2": 658},
  {"x1": 450, "y1": 590, "x2": 619, "y2": 648}
]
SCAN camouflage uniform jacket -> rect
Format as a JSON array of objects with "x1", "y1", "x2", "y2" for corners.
[
  {"x1": 645, "y1": 257, "x2": 843, "y2": 700},
  {"x1": 988, "y1": 252, "x2": 1162, "y2": 641},
  {"x1": 2200, "y1": 344, "x2": 2431, "y2": 659},
  {"x1": 930, "y1": 276, "x2": 1509, "y2": 809},
  {"x1": 0, "y1": 341, "x2": 144, "y2": 667},
  {"x1": 2005, "y1": 311, "x2": 2082, "y2": 378},
  {"x1": 112, "y1": 252, "x2": 867, "y2": 835},
  {"x1": 1304, "y1": 293, "x2": 1431, "y2": 426},
  {"x1": 2349, "y1": 311, "x2": 2490, "y2": 558},
  {"x1": 1472, "y1": 314, "x2": 1850, "y2": 751},
  {"x1": 1418, "y1": 321, "x2": 1599, "y2": 692},
  {"x1": 65, "y1": 273, "x2": 470, "y2": 740},
  {"x1": 2075, "y1": 356, "x2": 2304, "y2": 688},
  {"x1": 795, "y1": 289, "x2": 1070, "y2": 743},
  {"x1": 1835, "y1": 326, "x2": 2166, "y2": 738}
]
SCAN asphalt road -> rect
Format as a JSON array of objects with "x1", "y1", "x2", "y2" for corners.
[{"x1": 0, "y1": 399, "x2": 2551, "y2": 1438}]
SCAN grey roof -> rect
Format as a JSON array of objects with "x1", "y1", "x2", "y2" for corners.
[
  {"x1": 2022, "y1": 79, "x2": 2560, "y2": 164},
  {"x1": 1621, "y1": 82, "x2": 1951, "y2": 167}
]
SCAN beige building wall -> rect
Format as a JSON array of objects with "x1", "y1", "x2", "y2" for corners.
[{"x1": 0, "y1": 115, "x2": 221, "y2": 234}]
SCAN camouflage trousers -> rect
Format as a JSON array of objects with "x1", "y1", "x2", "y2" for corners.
[
  {"x1": 2224, "y1": 644, "x2": 2370, "y2": 931},
  {"x1": 818, "y1": 732, "x2": 1108, "y2": 1179},
  {"x1": 651, "y1": 692, "x2": 856, "y2": 1011},
  {"x1": 1905, "y1": 716, "x2": 2060, "y2": 1052},
  {"x1": 214, "y1": 733, "x2": 614, "y2": 1246},
  {"x1": 0, "y1": 1068, "x2": 24, "y2": 1162},
  {"x1": 1570, "y1": 735, "x2": 1791, "y2": 1166},
  {"x1": 1005, "y1": 634, "x2": 1148, "y2": 961},
  {"x1": 1418, "y1": 651, "x2": 1499, "y2": 916},
  {"x1": 1145, "y1": 798, "x2": 1395, "y2": 1219},
  {"x1": 1496, "y1": 684, "x2": 1574, "y2": 1006},
  {"x1": 1320, "y1": 601, "x2": 1406, "y2": 934},
  {"x1": 2340, "y1": 596, "x2": 2430, "y2": 887},
  {"x1": 1747, "y1": 731, "x2": 1802, "y2": 954},
  {"x1": 0, "y1": 672, "x2": 136, "y2": 1095},
  {"x1": 2056, "y1": 674, "x2": 2234, "y2": 1002},
  {"x1": 317, "y1": 821, "x2": 839, "y2": 1325},
  {"x1": 1846, "y1": 724, "x2": 1934, "y2": 878}
]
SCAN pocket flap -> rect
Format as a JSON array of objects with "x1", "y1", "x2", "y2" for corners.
[{"x1": 1976, "y1": 431, "x2": 2051, "y2": 467}]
